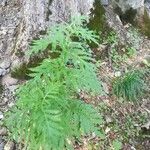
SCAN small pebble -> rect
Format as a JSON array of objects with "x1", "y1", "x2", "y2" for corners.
[
  {"x1": 8, "y1": 102, "x2": 15, "y2": 108},
  {"x1": 3, "y1": 98, "x2": 8, "y2": 103},
  {"x1": 105, "y1": 115, "x2": 113, "y2": 123},
  {"x1": 114, "y1": 71, "x2": 121, "y2": 77},
  {"x1": 4, "y1": 141, "x2": 15, "y2": 150}
]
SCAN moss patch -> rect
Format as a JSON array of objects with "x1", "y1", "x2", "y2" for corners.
[
  {"x1": 114, "y1": 7, "x2": 137, "y2": 25},
  {"x1": 87, "y1": 0, "x2": 111, "y2": 48},
  {"x1": 11, "y1": 57, "x2": 43, "y2": 80},
  {"x1": 11, "y1": 51, "x2": 60, "y2": 80},
  {"x1": 87, "y1": 0, "x2": 106, "y2": 33},
  {"x1": 140, "y1": 10, "x2": 150, "y2": 38},
  {"x1": 0, "y1": 82, "x2": 4, "y2": 96}
]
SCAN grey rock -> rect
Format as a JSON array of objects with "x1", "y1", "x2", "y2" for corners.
[
  {"x1": 0, "y1": 59, "x2": 11, "y2": 69},
  {"x1": 2, "y1": 87, "x2": 15, "y2": 104},
  {"x1": 0, "y1": 68, "x2": 9, "y2": 76},
  {"x1": 101, "y1": 0, "x2": 109, "y2": 6},
  {"x1": 8, "y1": 85, "x2": 19, "y2": 93},
  {"x1": 2, "y1": 74, "x2": 18, "y2": 86},
  {"x1": 0, "y1": 68, "x2": 5, "y2": 76},
  {"x1": 0, "y1": 101, "x2": 7, "y2": 107},
  {"x1": 0, "y1": 0, "x2": 94, "y2": 60},
  {"x1": 112, "y1": 0, "x2": 150, "y2": 23},
  {"x1": 104, "y1": 5, "x2": 128, "y2": 45},
  {"x1": 0, "y1": 127, "x2": 7, "y2": 136},
  {"x1": 1, "y1": 69, "x2": 7, "y2": 76},
  {"x1": 0, "y1": 141, "x2": 4, "y2": 150},
  {"x1": 11, "y1": 58, "x2": 22, "y2": 70},
  {"x1": 113, "y1": 0, "x2": 144, "y2": 12}
]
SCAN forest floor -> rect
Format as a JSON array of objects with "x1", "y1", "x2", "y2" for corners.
[
  {"x1": 0, "y1": 27, "x2": 149, "y2": 150},
  {"x1": 74, "y1": 31, "x2": 150, "y2": 150}
]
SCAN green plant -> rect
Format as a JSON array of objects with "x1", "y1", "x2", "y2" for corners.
[
  {"x1": 5, "y1": 16, "x2": 103, "y2": 150},
  {"x1": 0, "y1": 82, "x2": 4, "y2": 95},
  {"x1": 112, "y1": 69, "x2": 147, "y2": 101},
  {"x1": 106, "y1": 32, "x2": 135, "y2": 68},
  {"x1": 140, "y1": 10, "x2": 150, "y2": 38},
  {"x1": 112, "y1": 140, "x2": 122, "y2": 150},
  {"x1": 109, "y1": 48, "x2": 128, "y2": 68},
  {"x1": 109, "y1": 46, "x2": 136, "y2": 69},
  {"x1": 143, "y1": 58, "x2": 150, "y2": 67},
  {"x1": 106, "y1": 32, "x2": 122, "y2": 68},
  {"x1": 127, "y1": 26, "x2": 141, "y2": 50},
  {"x1": 109, "y1": 48, "x2": 122, "y2": 67},
  {"x1": 11, "y1": 63, "x2": 33, "y2": 80},
  {"x1": 126, "y1": 46, "x2": 136, "y2": 57},
  {"x1": 106, "y1": 31, "x2": 118, "y2": 45},
  {"x1": 105, "y1": 30, "x2": 137, "y2": 69}
]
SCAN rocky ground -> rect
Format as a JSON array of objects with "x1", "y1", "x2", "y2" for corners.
[{"x1": 73, "y1": 37, "x2": 150, "y2": 149}]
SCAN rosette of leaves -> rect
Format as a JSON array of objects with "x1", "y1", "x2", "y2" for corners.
[{"x1": 5, "y1": 16, "x2": 103, "y2": 150}]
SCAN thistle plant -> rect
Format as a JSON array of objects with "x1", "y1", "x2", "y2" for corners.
[{"x1": 5, "y1": 16, "x2": 103, "y2": 150}]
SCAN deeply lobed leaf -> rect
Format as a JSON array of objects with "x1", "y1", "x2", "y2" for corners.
[{"x1": 5, "y1": 15, "x2": 103, "y2": 150}]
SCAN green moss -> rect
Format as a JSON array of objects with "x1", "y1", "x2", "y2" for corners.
[
  {"x1": 141, "y1": 10, "x2": 150, "y2": 38},
  {"x1": 87, "y1": 0, "x2": 110, "y2": 48},
  {"x1": 11, "y1": 57, "x2": 43, "y2": 80},
  {"x1": 88, "y1": 0, "x2": 106, "y2": 33},
  {"x1": 114, "y1": 7, "x2": 137, "y2": 25},
  {"x1": 39, "y1": 30, "x2": 47, "y2": 35},
  {"x1": 0, "y1": 82, "x2": 4, "y2": 95},
  {"x1": 11, "y1": 51, "x2": 60, "y2": 80}
]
